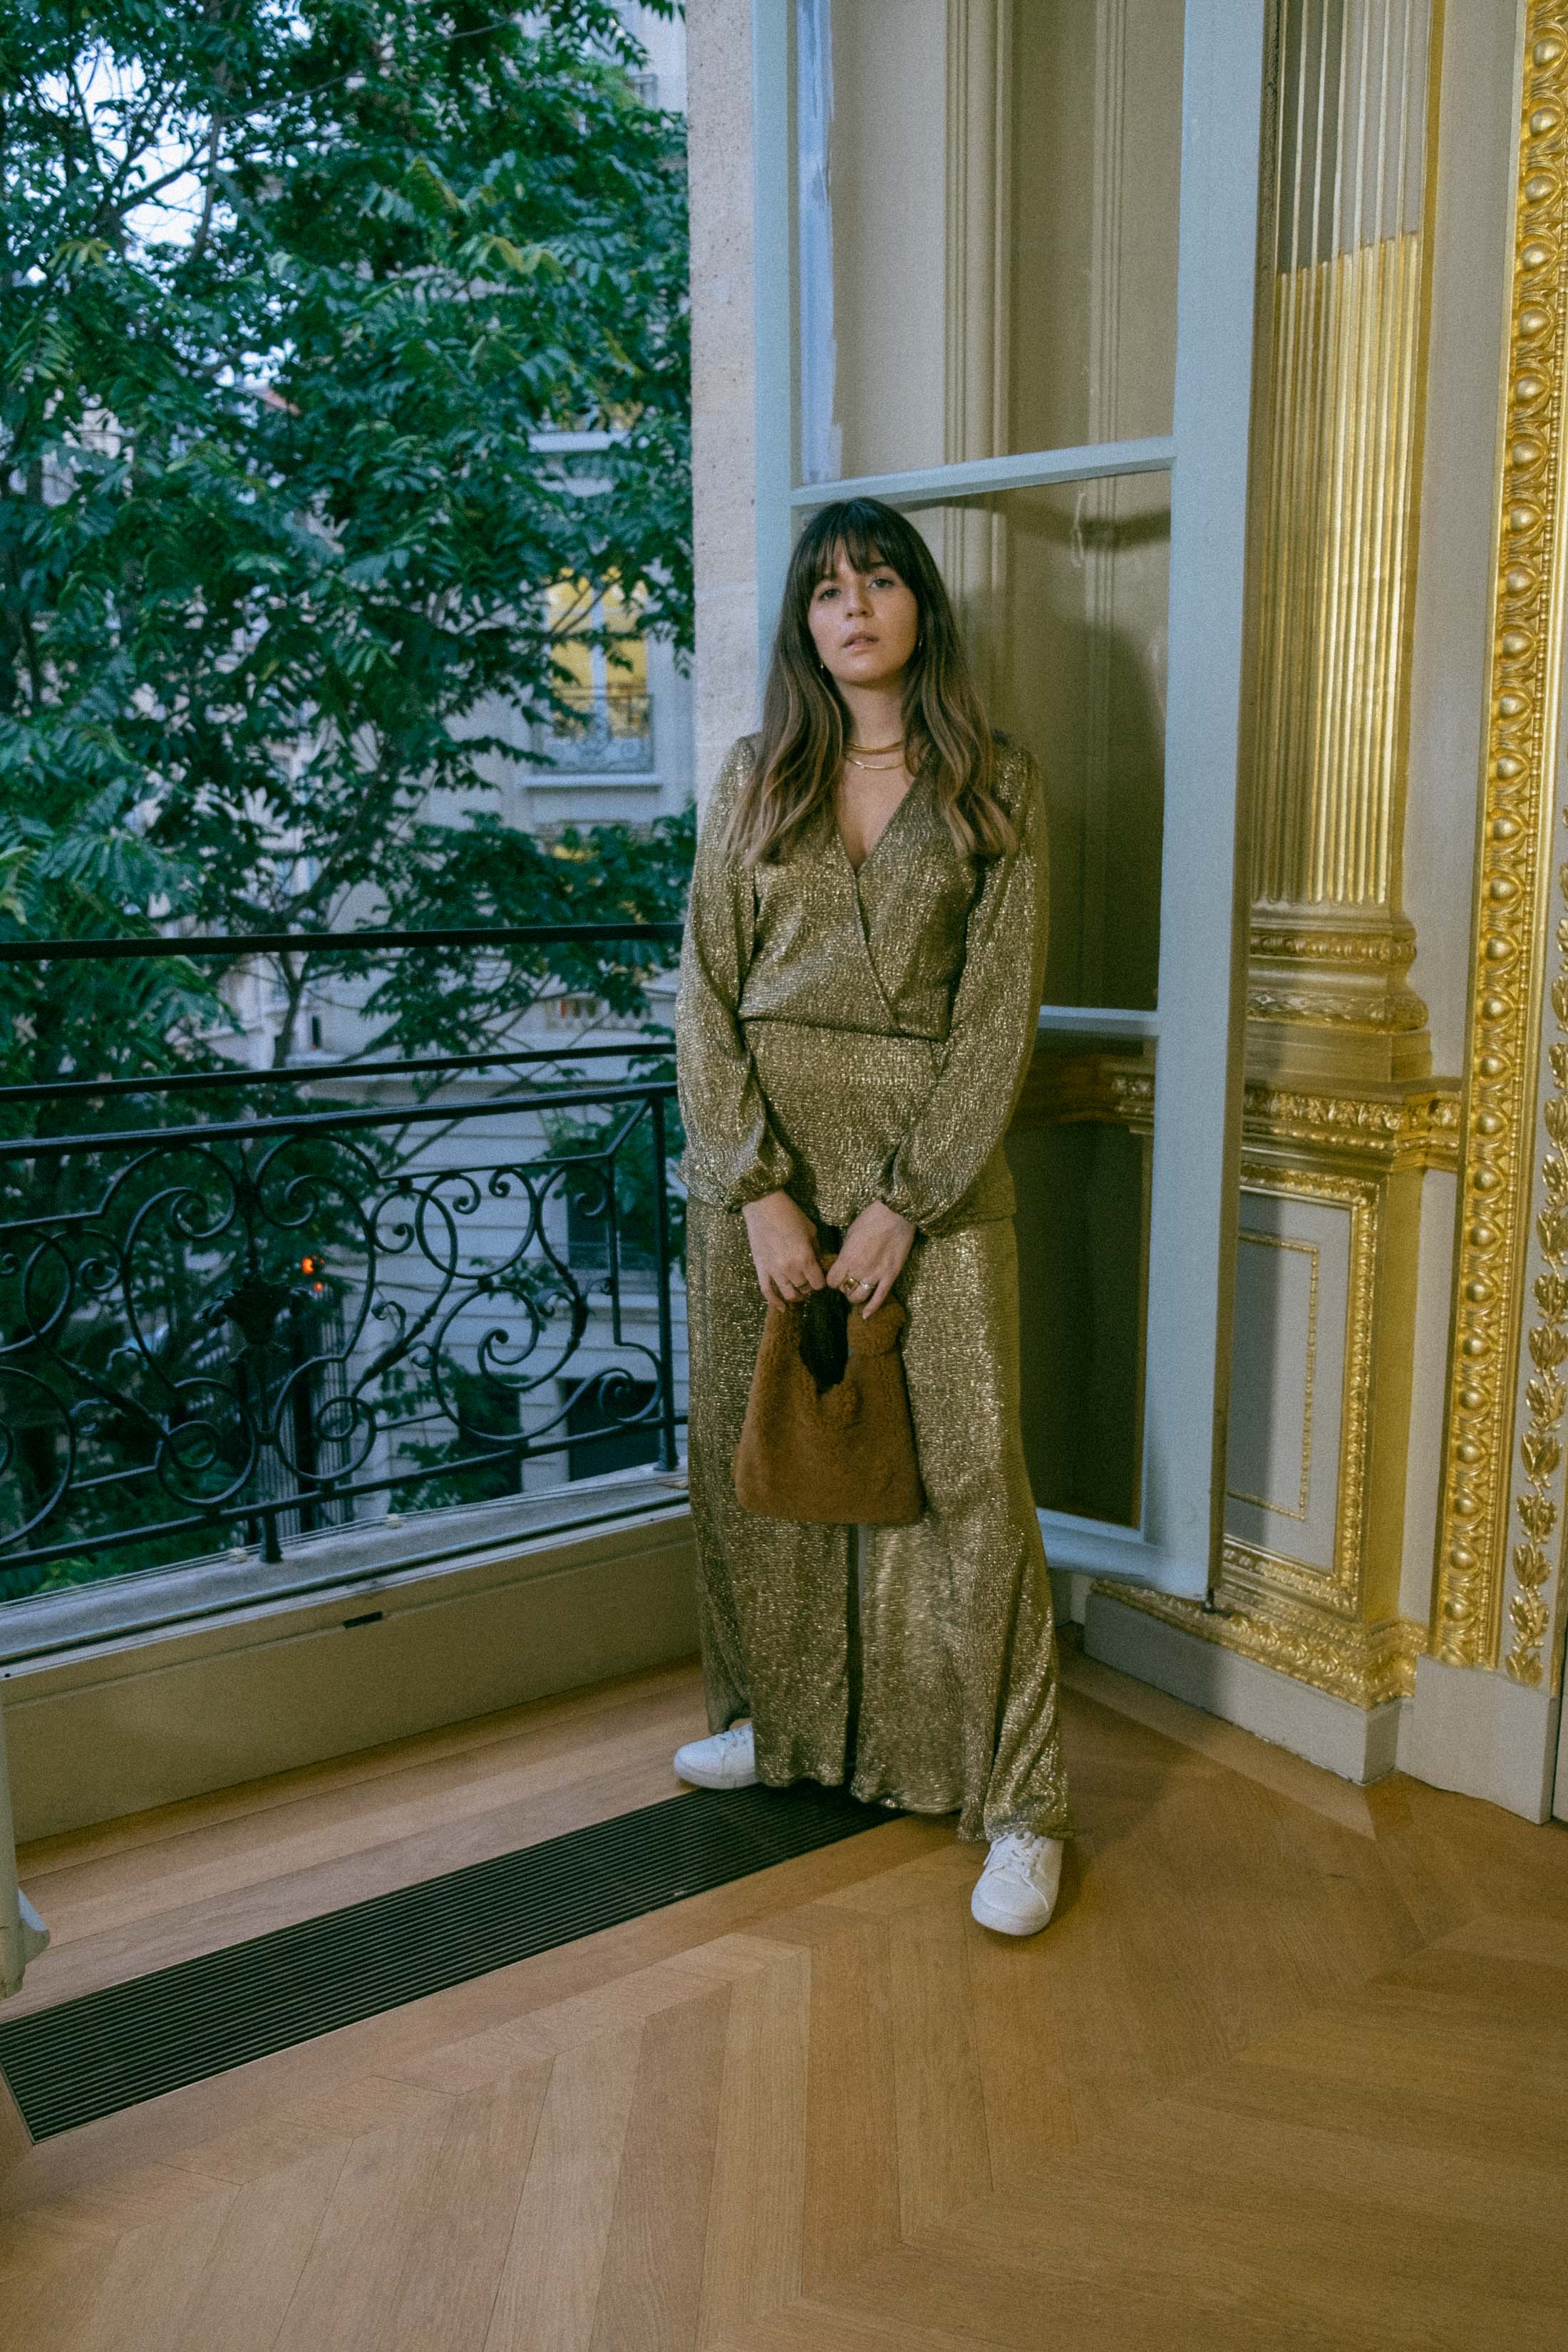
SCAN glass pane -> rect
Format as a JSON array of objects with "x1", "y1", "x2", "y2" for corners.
[
  {"x1": 1010, "y1": 1058, "x2": 1150, "y2": 1529},
  {"x1": 797, "y1": 0, "x2": 1183, "y2": 483},
  {"x1": 916, "y1": 472, "x2": 1170, "y2": 1011},
  {"x1": 917, "y1": 474, "x2": 1171, "y2": 1526}
]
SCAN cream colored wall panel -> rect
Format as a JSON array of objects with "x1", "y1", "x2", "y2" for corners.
[
  {"x1": 1405, "y1": 1651, "x2": 1560, "y2": 1821},
  {"x1": 1225, "y1": 1189, "x2": 1353, "y2": 1575},
  {"x1": 1228, "y1": 1234, "x2": 1319, "y2": 1520},
  {"x1": 1400, "y1": 1165, "x2": 1457, "y2": 1622},
  {"x1": 1403, "y1": 0, "x2": 1520, "y2": 1072},
  {"x1": 1085, "y1": 1587, "x2": 1403, "y2": 1784}
]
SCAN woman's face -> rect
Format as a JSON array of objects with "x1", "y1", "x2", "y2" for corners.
[{"x1": 806, "y1": 548, "x2": 920, "y2": 693}]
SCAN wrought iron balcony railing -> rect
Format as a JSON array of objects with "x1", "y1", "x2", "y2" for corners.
[
  {"x1": 0, "y1": 924, "x2": 687, "y2": 1604},
  {"x1": 531, "y1": 686, "x2": 655, "y2": 775}
]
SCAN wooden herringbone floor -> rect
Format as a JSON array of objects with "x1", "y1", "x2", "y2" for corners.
[{"x1": 1, "y1": 1646, "x2": 1567, "y2": 2350}]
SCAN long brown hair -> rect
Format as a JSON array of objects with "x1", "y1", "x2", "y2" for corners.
[{"x1": 720, "y1": 498, "x2": 1018, "y2": 867}]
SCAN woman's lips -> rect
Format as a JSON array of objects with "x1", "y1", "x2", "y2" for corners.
[{"x1": 842, "y1": 633, "x2": 877, "y2": 649}]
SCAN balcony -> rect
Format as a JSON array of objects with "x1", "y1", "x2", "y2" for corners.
[
  {"x1": 1, "y1": 931, "x2": 690, "y2": 1635},
  {"x1": 530, "y1": 686, "x2": 656, "y2": 775},
  {"x1": 0, "y1": 925, "x2": 698, "y2": 1798}
]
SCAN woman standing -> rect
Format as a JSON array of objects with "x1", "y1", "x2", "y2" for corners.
[{"x1": 671, "y1": 497, "x2": 1069, "y2": 1936}]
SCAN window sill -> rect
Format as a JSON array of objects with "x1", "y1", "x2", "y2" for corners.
[
  {"x1": 0, "y1": 1465, "x2": 690, "y2": 1673},
  {"x1": 1, "y1": 1473, "x2": 699, "y2": 1842}
]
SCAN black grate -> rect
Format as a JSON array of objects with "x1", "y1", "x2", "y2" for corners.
[{"x1": 0, "y1": 1780, "x2": 893, "y2": 2141}]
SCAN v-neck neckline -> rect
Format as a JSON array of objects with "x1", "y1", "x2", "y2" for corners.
[{"x1": 834, "y1": 758, "x2": 926, "y2": 883}]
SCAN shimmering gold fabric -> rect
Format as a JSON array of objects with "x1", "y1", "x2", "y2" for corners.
[{"x1": 675, "y1": 734, "x2": 1069, "y2": 1841}]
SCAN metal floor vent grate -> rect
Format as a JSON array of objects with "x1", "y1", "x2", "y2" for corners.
[{"x1": 0, "y1": 1780, "x2": 894, "y2": 2141}]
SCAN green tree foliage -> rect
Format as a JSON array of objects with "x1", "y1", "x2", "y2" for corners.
[{"x1": 0, "y1": 0, "x2": 693, "y2": 1095}]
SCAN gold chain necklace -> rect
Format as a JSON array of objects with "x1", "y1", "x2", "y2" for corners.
[{"x1": 843, "y1": 736, "x2": 907, "y2": 773}]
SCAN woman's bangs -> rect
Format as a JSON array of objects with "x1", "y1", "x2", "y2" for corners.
[{"x1": 810, "y1": 527, "x2": 889, "y2": 587}]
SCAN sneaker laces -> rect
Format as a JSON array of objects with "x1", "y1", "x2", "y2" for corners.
[{"x1": 984, "y1": 1832, "x2": 1048, "y2": 1885}]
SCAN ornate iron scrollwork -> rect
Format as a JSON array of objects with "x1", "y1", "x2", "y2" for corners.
[{"x1": 0, "y1": 1087, "x2": 681, "y2": 1590}]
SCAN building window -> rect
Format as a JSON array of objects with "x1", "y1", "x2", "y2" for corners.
[{"x1": 535, "y1": 577, "x2": 655, "y2": 773}]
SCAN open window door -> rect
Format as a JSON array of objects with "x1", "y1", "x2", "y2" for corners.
[
  {"x1": 753, "y1": 0, "x2": 1267, "y2": 1597},
  {"x1": 0, "y1": 1713, "x2": 46, "y2": 2003}
]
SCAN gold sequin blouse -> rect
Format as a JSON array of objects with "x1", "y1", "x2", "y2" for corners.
[{"x1": 674, "y1": 733, "x2": 1049, "y2": 1236}]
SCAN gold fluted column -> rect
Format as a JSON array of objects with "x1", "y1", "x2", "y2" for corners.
[
  {"x1": 1093, "y1": 0, "x2": 1454, "y2": 1740},
  {"x1": 1247, "y1": 0, "x2": 1439, "y2": 1090}
]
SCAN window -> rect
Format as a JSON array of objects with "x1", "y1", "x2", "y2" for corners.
[
  {"x1": 537, "y1": 577, "x2": 655, "y2": 773},
  {"x1": 755, "y1": 0, "x2": 1269, "y2": 1596}
]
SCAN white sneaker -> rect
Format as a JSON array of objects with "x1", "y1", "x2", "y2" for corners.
[
  {"x1": 969, "y1": 1832, "x2": 1065, "y2": 1936},
  {"x1": 673, "y1": 1721, "x2": 758, "y2": 1790}
]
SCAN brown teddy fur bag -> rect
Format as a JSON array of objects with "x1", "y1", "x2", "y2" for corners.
[{"x1": 732, "y1": 1281, "x2": 925, "y2": 1524}]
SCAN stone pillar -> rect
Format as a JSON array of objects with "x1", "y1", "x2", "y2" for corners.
[{"x1": 687, "y1": 0, "x2": 760, "y2": 805}]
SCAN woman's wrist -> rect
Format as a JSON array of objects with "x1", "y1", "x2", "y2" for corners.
[
  {"x1": 868, "y1": 1196, "x2": 918, "y2": 1237},
  {"x1": 741, "y1": 1187, "x2": 794, "y2": 1221}
]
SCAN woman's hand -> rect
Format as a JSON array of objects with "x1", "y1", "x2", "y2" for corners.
[
  {"x1": 824, "y1": 1200, "x2": 917, "y2": 1317},
  {"x1": 741, "y1": 1190, "x2": 830, "y2": 1309}
]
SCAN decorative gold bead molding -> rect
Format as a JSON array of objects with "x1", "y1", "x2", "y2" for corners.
[
  {"x1": 1507, "y1": 840, "x2": 1568, "y2": 1683},
  {"x1": 1433, "y1": 2, "x2": 1568, "y2": 1669},
  {"x1": 1249, "y1": 920, "x2": 1420, "y2": 973}
]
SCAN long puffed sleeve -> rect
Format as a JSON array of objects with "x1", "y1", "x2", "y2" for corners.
[
  {"x1": 873, "y1": 749, "x2": 1048, "y2": 1236},
  {"x1": 674, "y1": 739, "x2": 798, "y2": 1210}
]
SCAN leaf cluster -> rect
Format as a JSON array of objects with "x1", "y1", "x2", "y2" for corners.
[{"x1": 1, "y1": 0, "x2": 693, "y2": 1085}]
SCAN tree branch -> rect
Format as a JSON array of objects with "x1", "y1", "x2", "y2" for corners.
[{"x1": 190, "y1": 115, "x2": 223, "y2": 261}]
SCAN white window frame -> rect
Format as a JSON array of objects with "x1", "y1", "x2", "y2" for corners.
[{"x1": 751, "y1": 0, "x2": 1268, "y2": 1597}]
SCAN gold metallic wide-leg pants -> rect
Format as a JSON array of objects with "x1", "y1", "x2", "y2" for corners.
[{"x1": 684, "y1": 1197, "x2": 1070, "y2": 1842}]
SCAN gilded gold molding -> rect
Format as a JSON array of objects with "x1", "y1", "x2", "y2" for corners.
[
  {"x1": 1507, "y1": 842, "x2": 1568, "y2": 1683},
  {"x1": 1094, "y1": 1582, "x2": 1424, "y2": 1709},
  {"x1": 1249, "y1": 919, "x2": 1419, "y2": 971},
  {"x1": 1244, "y1": 1081, "x2": 1459, "y2": 1169},
  {"x1": 1433, "y1": 4, "x2": 1568, "y2": 1669},
  {"x1": 1018, "y1": 1047, "x2": 1460, "y2": 1168},
  {"x1": 1013, "y1": 1050, "x2": 1152, "y2": 1131},
  {"x1": 1246, "y1": 986, "x2": 1430, "y2": 1033},
  {"x1": 1107, "y1": 1155, "x2": 1396, "y2": 1708}
]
